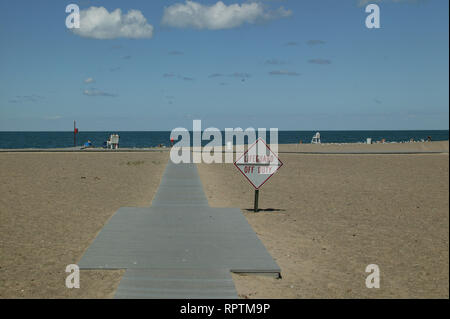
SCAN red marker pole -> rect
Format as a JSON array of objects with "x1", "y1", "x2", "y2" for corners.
[{"x1": 74, "y1": 121, "x2": 78, "y2": 147}]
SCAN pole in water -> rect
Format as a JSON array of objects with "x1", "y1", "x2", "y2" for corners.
[{"x1": 254, "y1": 189, "x2": 259, "y2": 212}]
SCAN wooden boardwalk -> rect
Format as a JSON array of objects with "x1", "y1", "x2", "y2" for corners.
[{"x1": 78, "y1": 161, "x2": 280, "y2": 299}]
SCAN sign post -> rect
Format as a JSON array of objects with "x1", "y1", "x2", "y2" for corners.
[
  {"x1": 234, "y1": 138, "x2": 283, "y2": 212},
  {"x1": 254, "y1": 189, "x2": 259, "y2": 212}
]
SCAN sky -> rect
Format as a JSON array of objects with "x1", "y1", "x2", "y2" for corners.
[{"x1": 0, "y1": 0, "x2": 448, "y2": 131}]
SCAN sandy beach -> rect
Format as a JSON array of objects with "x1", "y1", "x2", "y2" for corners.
[
  {"x1": 0, "y1": 152, "x2": 168, "y2": 298},
  {"x1": 276, "y1": 140, "x2": 449, "y2": 153},
  {"x1": 198, "y1": 142, "x2": 449, "y2": 298},
  {"x1": 0, "y1": 141, "x2": 448, "y2": 298}
]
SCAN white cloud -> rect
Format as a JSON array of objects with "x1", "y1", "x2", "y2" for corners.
[
  {"x1": 84, "y1": 77, "x2": 95, "y2": 84},
  {"x1": 307, "y1": 40, "x2": 325, "y2": 46},
  {"x1": 83, "y1": 89, "x2": 117, "y2": 97},
  {"x1": 72, "y1": 7, "x2": 154, "y2": 39},
  {"x1": 265, "y1": 58, "x2": 288, "y2": 65},
  {"x1": 269, "y1": 70, "x2": 300, "y2": 76},
  {"x1": 161, "y1": 1, "x2": 292, "y2": 30},
  {"x1": 230, "y1": 72, "x2": 251, "y2": 78},
  {"x1": 308, "y1": 58, "x2": 332, "y2": 65}
]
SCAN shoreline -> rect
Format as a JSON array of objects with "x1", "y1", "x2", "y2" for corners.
[{"x1": 0, "y1": 141, "x2": 448, "y2": 154}]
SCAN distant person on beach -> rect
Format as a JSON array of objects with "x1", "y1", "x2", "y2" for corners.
[{"x1": 428, "y1": 136, "x2": 432, "y2": 142}]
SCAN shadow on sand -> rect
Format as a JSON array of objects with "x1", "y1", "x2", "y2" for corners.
[{"x1": 244, "y1": 208, "x2": 286, "y2": 213}]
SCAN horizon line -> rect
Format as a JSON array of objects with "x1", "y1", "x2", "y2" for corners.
[{"x1": 0, "y1": 129, "x2": 448, "y2": 133}]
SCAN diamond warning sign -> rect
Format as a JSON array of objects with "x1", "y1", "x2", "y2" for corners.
[{"x1": 234, "y1": 138, "x2": 283, "y2": 190}]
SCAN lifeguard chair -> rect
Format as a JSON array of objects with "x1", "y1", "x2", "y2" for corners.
[
  {"x1": 311, "y1": 132, "x2": 321, "y2": 144},
  {"x1": 107, "y1": 134, "x2": 120, "y2": 149}
]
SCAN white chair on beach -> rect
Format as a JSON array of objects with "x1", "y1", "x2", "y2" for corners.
[
  {"x1": 107, "y1": 134, "x2": 120, "y2": 149},
  {"x1": 311, "y1": 132, "x2": 321, "y2": 144}
]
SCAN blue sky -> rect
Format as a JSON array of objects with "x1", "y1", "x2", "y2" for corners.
[{"x1": 0, "y1": 0, "x2": 448, "y2": 131}]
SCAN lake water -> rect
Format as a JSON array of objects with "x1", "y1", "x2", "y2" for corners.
[{"x1": 0, "y1": 130, "x2": 448, "y2": 149}]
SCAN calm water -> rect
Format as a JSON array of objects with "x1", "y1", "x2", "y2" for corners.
[{"x1": 0, "y1": 130, "x2": 448, "y2": 149}]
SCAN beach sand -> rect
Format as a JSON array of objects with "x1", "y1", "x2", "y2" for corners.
[
  {"x1": 0, "y1": 152, "x2": 168, "y2": 298},
  {"x1": 198, "y1": 142, "x2": 449, "y2": 298},
  {"x1": 276, "y1": 140, "x2": 449, "y2": 153},
  {"x1": 0, "y1": 141, "x2": 448, "y2": 298}
]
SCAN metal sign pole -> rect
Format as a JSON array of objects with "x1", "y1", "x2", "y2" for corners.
[
  {"x1": 74, "y1": 120, "x2": 76, "y2": 147},
  {"x1": 254, "y1": 189, "x2": 259, "y2": 212},
  {"x1": 234, "y1": 138, "x2": 283, "y2": 213}
]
